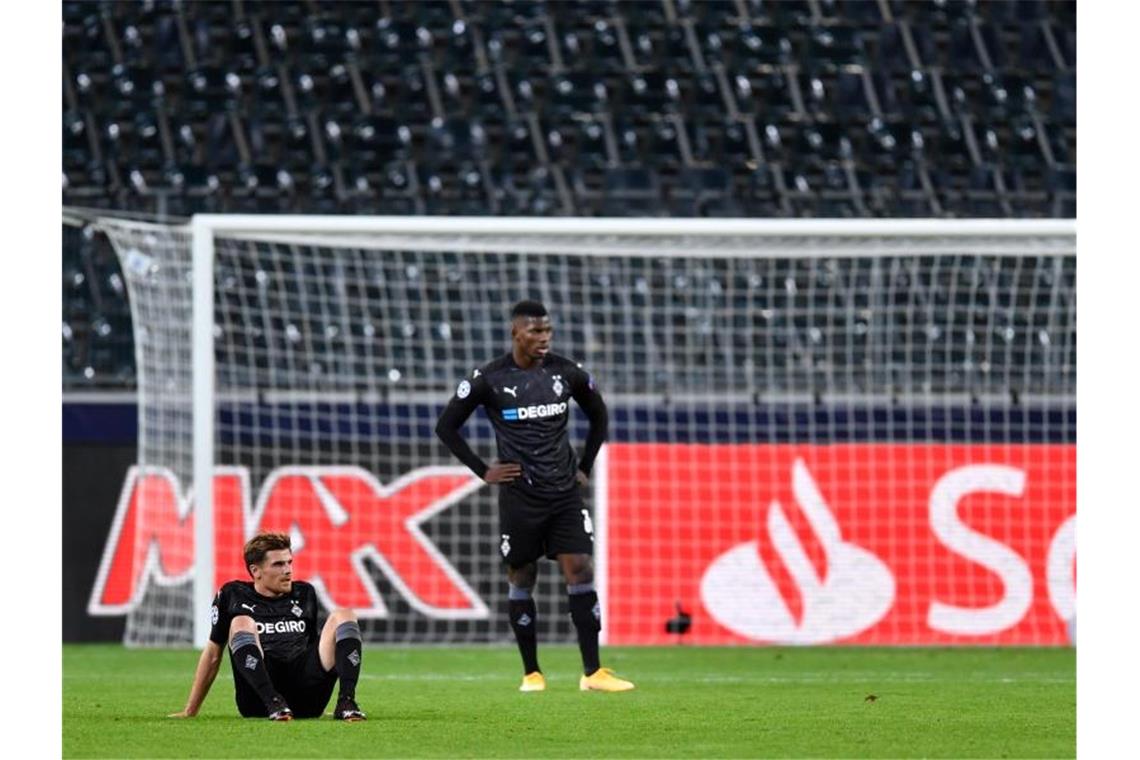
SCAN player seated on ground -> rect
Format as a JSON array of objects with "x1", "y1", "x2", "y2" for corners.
[
  {"x1": 168, "y1": 533, "x2": 367, "y2": 721},
  {"x1": 436, "y1": 299, "x2": 634, "y2": 693}
]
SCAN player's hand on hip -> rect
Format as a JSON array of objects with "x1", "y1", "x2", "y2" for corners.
[
  {"x1": 576, "y1": 470, "x2": 590, "y2": 487},
  {"x1": 484, "y1": 461, "x2": 522, "y2": 483}
]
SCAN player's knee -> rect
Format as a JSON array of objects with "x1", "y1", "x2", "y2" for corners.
[
  {"x1": 567, "y1": 568, "x2": 594, "y2": 586},
  {"x1": 329, "y1": 608, "x2": 358, "y2": 625},
  {"x1": 562, "y1": 555, "x2": 594, "y2": 585},
  {"x1": 507, "y1": 563, "x2": 537, "y2": 589},
  {"x1": 229, "y1": 615, "x2": 257, "y2": 636}
]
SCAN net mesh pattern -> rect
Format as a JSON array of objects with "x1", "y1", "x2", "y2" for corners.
[{"x1": 98, "y1": 219, "x2": 1075, "y2": 646}]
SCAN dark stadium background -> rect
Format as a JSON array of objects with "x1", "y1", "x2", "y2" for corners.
[{"x1": 61, "y1": 0, "x2": 1075, "y2": 642}]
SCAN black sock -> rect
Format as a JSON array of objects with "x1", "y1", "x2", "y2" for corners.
[
  {"x1": 508, "y1": 598, "x2": 540, "y2": 674},
  {"x1": 567, "y1": 587, "x2": 601, "y2": 675},
  {"x1": 334, "y1": 621, "x2": 363, "y2": 700},
  {"x1": 230, "y1": 635, "x2": 280, "y2": 708}
]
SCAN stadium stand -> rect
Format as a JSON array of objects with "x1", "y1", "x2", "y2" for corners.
[{"x1": 62, "y1": 0, "x2": 1075, "y2": 388}]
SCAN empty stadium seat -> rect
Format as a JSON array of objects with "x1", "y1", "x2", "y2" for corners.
[
  {"x1": 63, "y1": 0, "x2": 1075, "y2": 223},
  {"x1": 671, "y1": 166, "x2": 741, "y2": 216}
]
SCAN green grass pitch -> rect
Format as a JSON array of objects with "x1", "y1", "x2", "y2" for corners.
[{"x1": 63, "y1": 644, "x2": 1074, "y2": 758}]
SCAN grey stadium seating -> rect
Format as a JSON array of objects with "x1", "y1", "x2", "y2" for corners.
[{"x1": 62, "y1": 0, "x2": 1075, "y2": 388}]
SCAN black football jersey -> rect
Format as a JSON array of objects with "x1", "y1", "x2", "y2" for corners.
[
  {"x1": 208, "y1": 580, "x2": 320, "y2": 663},
  {"x1": 441, "y1": 352, "x2": 605, "y2": 495}
]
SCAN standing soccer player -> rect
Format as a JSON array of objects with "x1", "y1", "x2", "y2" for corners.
[
  {"x1": 168, "y1": 533, "x2": 368, "y2": 720},
  {"x1": 435, "y1": 300, "x2": 634, "y2": 692}
]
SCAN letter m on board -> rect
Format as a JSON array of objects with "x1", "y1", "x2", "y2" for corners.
[
  {"x1": 87, "y1": 466, "x2": 250, "y2": 615},
  {"x1": 89, "y1": 465, "x2": 490, "y2": 621}
]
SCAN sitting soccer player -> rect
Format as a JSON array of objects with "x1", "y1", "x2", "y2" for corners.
[{"x1": 168, "y1": 532, "x2": 367, "y2": 721}]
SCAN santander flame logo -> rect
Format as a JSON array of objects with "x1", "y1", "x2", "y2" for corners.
[{"x1": 700, "y1": 458, "x2": 895, "y2": 644}]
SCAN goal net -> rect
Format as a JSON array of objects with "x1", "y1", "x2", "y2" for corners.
[{"x1": 87, "y1": 216, "x2": 1076, "y2": 648}]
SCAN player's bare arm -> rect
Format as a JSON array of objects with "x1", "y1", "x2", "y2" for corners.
[{"x1": 168, "y1": 640, "x2": 224, "y2": 717}]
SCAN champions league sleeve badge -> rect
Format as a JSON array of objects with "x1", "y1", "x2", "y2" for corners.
[{"x1": 457, "y1": 379, "x2": 471, "y2": 399}]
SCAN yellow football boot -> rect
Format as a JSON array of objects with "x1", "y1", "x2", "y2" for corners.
[
  {"x1": 519, "y1": 671, "x2": 546, "y2": 692},
  {"x1": 579, "y1": 667, "x2": 635, "y2": 692}
]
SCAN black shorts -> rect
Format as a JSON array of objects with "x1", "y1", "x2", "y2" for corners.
[
  {"x1": 498, "y1": 484, "x2": 595, "y2": 568},
  {"x1": 231, "y1": 642, "x2": 337, "y2": 719}
]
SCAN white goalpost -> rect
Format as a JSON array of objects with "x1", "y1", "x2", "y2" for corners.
[{"x1": 86, "y1": 215, "x2": 1076, "y2": 649}]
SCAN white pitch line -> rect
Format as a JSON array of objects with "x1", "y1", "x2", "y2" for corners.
[{"x1": 357, "y1": 671, "x2": 1073, "y2": 685}]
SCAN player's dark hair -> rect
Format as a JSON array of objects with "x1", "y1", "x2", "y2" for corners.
[
  {"x1": 243, "y1": 532, "x2": 292, "y2": 576},
  {"x1": 510, "y1": 300, "x2": 548, "y2": 320}
]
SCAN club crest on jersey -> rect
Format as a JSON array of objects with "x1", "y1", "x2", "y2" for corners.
[
  {"x1": 291, "y1": 602, "x2": 303, "y2": 618},
  {"x1": 552, "y1": 375, "x2": 564, "y2": 397},
  {"x1": 500, "y1": 534, "x2": 511, "y2": 557}
]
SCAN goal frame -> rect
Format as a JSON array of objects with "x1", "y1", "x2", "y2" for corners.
[{"x1": 185, "y1": 215, "x2": 1076, "y2": 646}]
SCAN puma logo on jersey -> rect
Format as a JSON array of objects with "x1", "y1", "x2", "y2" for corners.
[
  {"x1": 503, "y1": 386, "x2": 518, "y2": 398},
  {"x1": 241, "y1": 603, "x2": 256, "y2": 612}
]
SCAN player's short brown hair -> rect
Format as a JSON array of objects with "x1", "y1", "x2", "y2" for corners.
[{"x1": 243, "y1": 532, "x2": 292, "y2": 576}]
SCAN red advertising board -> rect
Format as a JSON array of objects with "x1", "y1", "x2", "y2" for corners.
[
  {"x1": 89, "y1": 444, "x2": 1076, "y2": 646},
  {"x1": 604, "y1": 444, "x2": 1075, "y2": 645}
]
